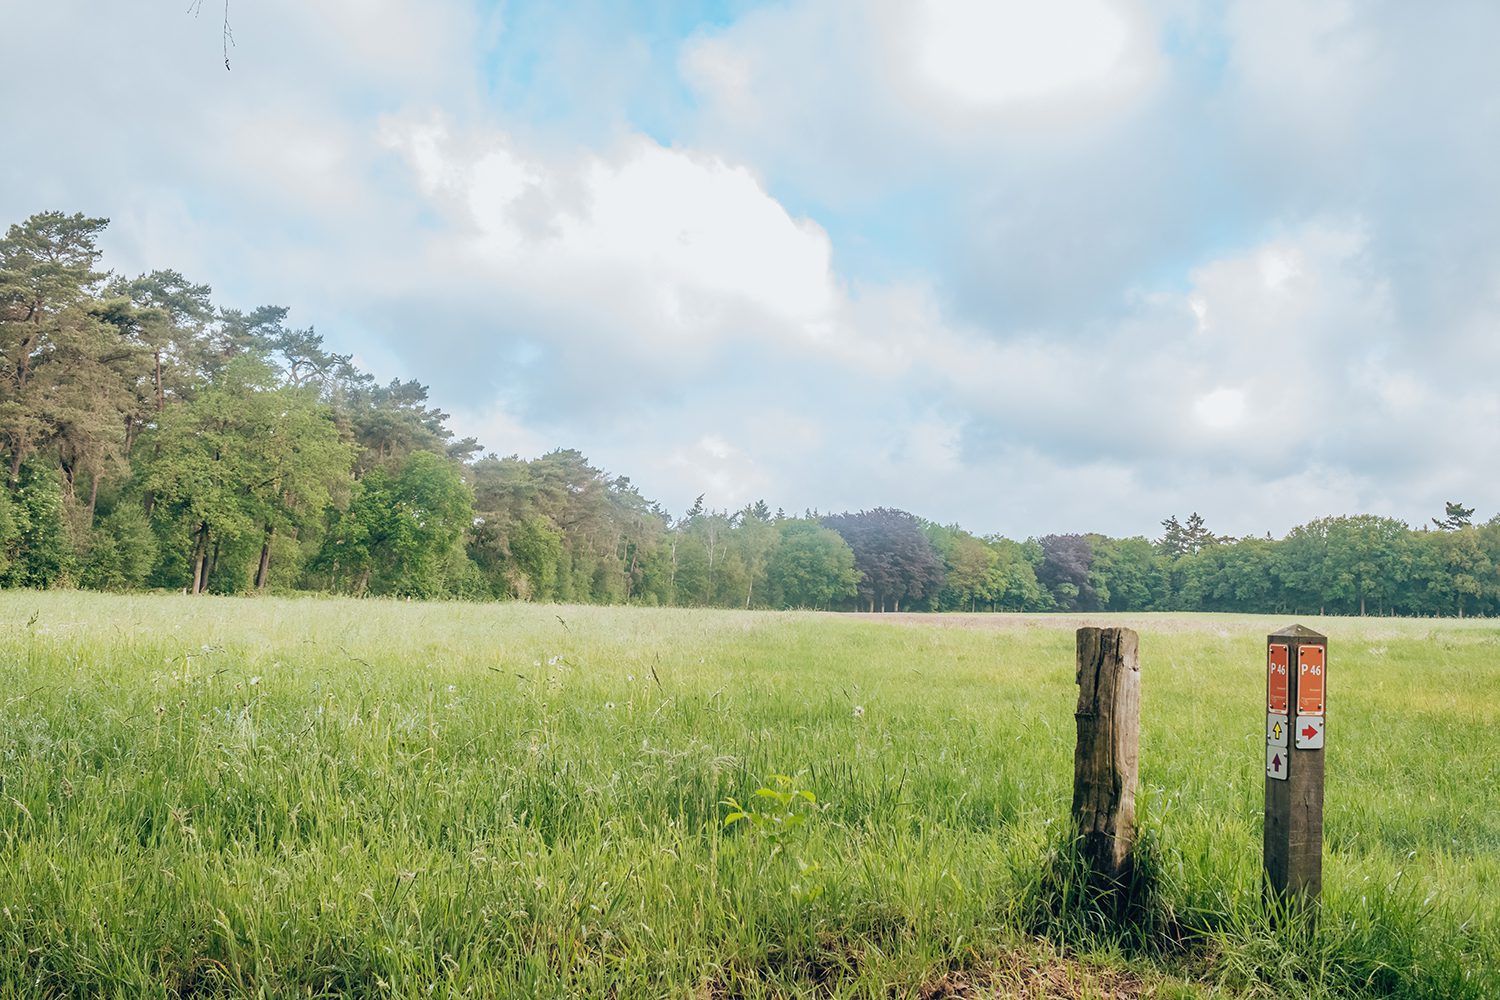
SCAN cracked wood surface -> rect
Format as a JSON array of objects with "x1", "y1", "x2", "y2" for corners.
[{"x1": 1072, "y1": 626, "x2": 1140, "y2": 882}]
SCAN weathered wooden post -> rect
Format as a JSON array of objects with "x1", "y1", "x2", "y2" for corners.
[
  {"x1": 1072, "y1": 626, "x2": 1140, "y2": 885},
  {"x1": 1264, "y1": 624, "x2": 1327, "y2": 906}
]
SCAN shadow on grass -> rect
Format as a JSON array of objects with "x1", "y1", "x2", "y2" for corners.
[
  {"x1": 1022, "y1": 826, "x2": 1496, "y2": 999},
  {"x1": 1022, "y1": 827, "x2": 1185, "y2": 954}
]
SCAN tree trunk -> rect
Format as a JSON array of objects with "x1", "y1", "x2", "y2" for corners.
[
  {"x1": 190, "y1": 524, "x2": 209, "y2": 594},
  {"x1": 668, "y1": 540, "x2": 677, "y2": 603},
  {"x1": 254, "y1": 526, "x2": 275, "y2": 591},
  {"x1": 58, "y1": 458, "x2": 77, "y2": 504},
  {"x1": 1072, "y1": 626, "x2": 1141, "y2": 887}
]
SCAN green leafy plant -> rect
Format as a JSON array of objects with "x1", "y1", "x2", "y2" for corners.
[{"x1": 723, "y1": 773, "x2": 824, "y2": 901}]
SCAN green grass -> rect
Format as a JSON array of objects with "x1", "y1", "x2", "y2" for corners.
[{"x1": 1, "y1": 593, "x2": 1496, "y2": 998}]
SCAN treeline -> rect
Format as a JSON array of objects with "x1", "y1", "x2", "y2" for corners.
[{"x1": 3, "y1": 210, "x2": 1498, "y2": 616}]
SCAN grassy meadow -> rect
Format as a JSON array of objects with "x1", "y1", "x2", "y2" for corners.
[{"x1": 1, "y1": 592, "x2": 1497, "y2": 998}]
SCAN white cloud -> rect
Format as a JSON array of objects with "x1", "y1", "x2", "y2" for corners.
[
  {"x1": 1224, "y1": 0, "x2": 1377, "y2": 151},
  {"x1": 916, "y1": 0, "x2": 1146, "y2": 108},
  {"x1": 680, "y1": 0, "x2": 1162, "y2": 208},
  {"x1": 449, "y1": 399, "x2": 551, "y2": 459},
  {"x1": 7, "y1": 0, "x2": 1500, "y2": 540},
  {"x1": 1192, "y1": 387, "x2": 1247, "y2": 431},
  {"x1": 380, "y1": 116, "x2": 840, "y2": 356},
  {"x1": 664, "y1": 434, "x2": 771, "y2": 511}
]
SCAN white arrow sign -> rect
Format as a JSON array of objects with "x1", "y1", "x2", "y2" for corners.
[
  {"x1": 1295, "y1": 715, "x2": 1325, "y2": 750},
  {"x1": 1266, "y1": 744, "x2": 1288, "y2": 780}
]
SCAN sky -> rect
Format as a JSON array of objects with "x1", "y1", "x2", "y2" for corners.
[{"x1": 3, "y1": 0, "x2": 1498, "y2": 539}]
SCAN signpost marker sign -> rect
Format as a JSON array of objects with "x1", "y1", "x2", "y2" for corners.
[
  {"x1": 1264, "y1": 625, "x2": 1327, "y2": 906},
  {"x1": 1267, "y1": 644, "x2": 1289, "y2": 715},
  {"x1": 1298, "y1": 644, "x2": 1326, "y2": 715}
]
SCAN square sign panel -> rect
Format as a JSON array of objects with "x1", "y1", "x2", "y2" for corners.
[
  {"x1": 1268, "y1": 644, "x2": 1289, "y2": 714},
  {"x1": 1298, "y1": 644, "x2": 1326, "y2": 715},
  {"x1": 1267, "y1": 744, "x2": 1288, "y2": 781},
  {"x1": 1295, "y1": 715, "x2": 1325, "y2": 749},
  {"x1": 1267, "y1": 713, "x2": 1289, "y2": 748}
]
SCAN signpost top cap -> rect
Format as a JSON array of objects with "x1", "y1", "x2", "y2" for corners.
[{"x1": 1269, "y1": 623, "x2": 1327, "y2": 639}]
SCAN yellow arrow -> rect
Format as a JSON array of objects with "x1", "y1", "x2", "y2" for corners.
[{"x1": 1273, "y1": 722, "x2": 1283, "y2": 740}]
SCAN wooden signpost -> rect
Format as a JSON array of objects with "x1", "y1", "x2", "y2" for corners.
[{"x1": 1264, "y1": 624, "x2": 1327, "y2": 906}]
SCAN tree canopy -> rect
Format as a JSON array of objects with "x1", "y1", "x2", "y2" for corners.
[{"x1": 3, "y1": 209, "x2": 1500, "y2": 617}]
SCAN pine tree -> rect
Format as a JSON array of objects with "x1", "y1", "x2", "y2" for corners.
[{"x1": 1433, "y1": 501, "x2": 1476, "y2": 531}]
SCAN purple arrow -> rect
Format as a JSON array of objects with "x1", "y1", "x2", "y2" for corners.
[{"x1": 1271, "y1": 753, "x2": 1283, "y2": 772}]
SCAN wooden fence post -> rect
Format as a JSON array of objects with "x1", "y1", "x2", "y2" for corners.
[
  {"x1": 1264, "y1": 624, "x2": 1327, "y2": 906},
  {"x1": 1072, "y1": 626, "x2": 1141, "y2": 885}
]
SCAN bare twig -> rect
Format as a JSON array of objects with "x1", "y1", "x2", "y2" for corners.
[{"x1": 188, "y1": 0, "x2": 234, "y2": 70}]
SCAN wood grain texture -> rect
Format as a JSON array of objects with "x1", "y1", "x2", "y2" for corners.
[{"x1": 1072, "y1": 626, "x2": 1140, "y2": 884}]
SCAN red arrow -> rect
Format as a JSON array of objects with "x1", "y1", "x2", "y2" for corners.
[
  {"x1": 1271, "y1": 753, "x2": 1283, "y2": 772},
  {"x1": 1301, "y1": 724, "x2": 1319, "y2": 739}
]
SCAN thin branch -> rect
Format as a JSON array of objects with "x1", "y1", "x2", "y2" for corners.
[
  {"x1": 222, "y1": 0, "x2": 234, "y2": 71},
  {"x1": 187, "y1": 0, "x2": 234, "y2": 70}
]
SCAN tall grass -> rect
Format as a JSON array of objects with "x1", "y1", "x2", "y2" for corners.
[{"x1": 0, "y1": 593, "x2": 1495, "y2": 997}]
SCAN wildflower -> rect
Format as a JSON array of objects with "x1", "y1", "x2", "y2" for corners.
[
  {"x1": 626, "y1": 674, "x2": 635, "y2": 683},
  {"x1": 446, "y1": 684, "x2": 456, "y2": 693},
  {"x1": 249, "y1": 676, "x2": 261, "y2": 686},
  {"x1": 604, "y1": 702, "x2": 615, "y2": 710},
  {"x1": 852, "y1": 705, "x2": 865, "y2": 719}
]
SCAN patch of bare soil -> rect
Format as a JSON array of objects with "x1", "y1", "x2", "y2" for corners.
[
  {"x1": 699, "y1": 943, "x2": 1180, "y2": 1000},
  {"x1": 916, "y1": 950, "x2": 1156, "y2": 999}
]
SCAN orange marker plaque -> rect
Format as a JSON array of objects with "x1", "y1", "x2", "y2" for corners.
[
  {"x1": 1297, "y1": 644, "x2": 1326, "y2": 715},
  {"x1": 1267, "y1": 643, "x2": 1289, "y2": 714}
]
